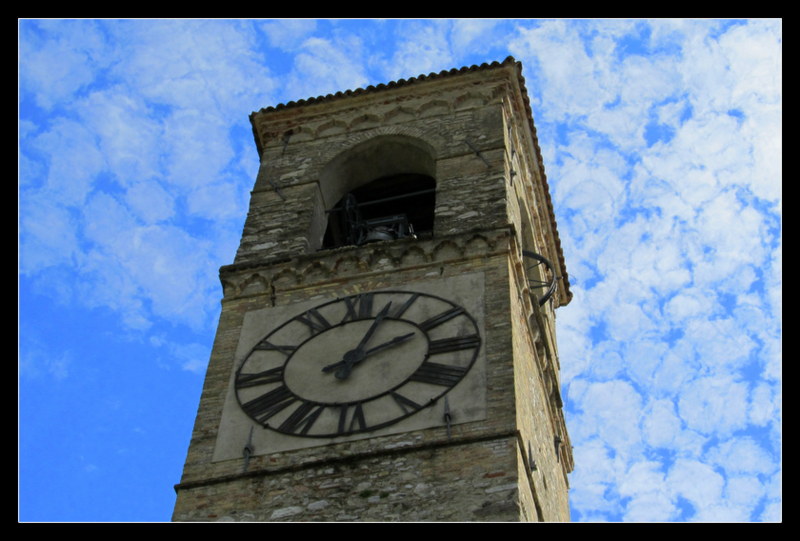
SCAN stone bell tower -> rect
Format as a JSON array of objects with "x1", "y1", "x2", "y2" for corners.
[{"x1": 172, "y1": 57, "x2": 573, "y2": 522}]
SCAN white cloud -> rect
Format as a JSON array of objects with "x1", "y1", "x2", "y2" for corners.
[
  {"x1": 186, "y1": 178, "x2": 245, "y2": 222},
  {"x1": 678, "y1": 376, "x2": 749, "y2": 436},
  {"x1": 260, "y1": 19, "x2": 318, "y2": 50},
  {"x1": 706, "y1": 437, "x2": 776, "y2": 476},
  {"x1": 27, "y1": 118, "x2": 106, "y2": 207},
  {"x1": 650, "y1": 350, "x2": 698, "y2": 397},
  {"x1": 570, "y1": 379, "x2": 644, "y2": 454},
  {"x1": 19, "y1": 193, "x2": 80, "y2": 273},
  {"x1": 120, "y1": 224, "x2": 218, "y2": 329},
  {"x1": 586, "y1": 344, "x2": 625, "y2": 381},
  {"x1": 509, "y1": 20, "x2": 619, "y2": 122},
  {"x1": 725, "y1": 475, "x2": 767, "y2": 510},
  {"x1": 761, "y1": 469, "x2": 782, "y2": 521},
  {"x1": 568, "y1": 438, "x2": 624, "y2": 516},
  {"x1": 748, "y1": 381, "x2": 780, "y2": 427},
  {"x1": 80, "y1": 191, "x2": 139, "y2": 248},
  {"x1": 285, "y1": 36, "x2": 370, "y2": 99},
  {"x1": 125, "y1": 180, "x2": 175, "y2": 224},
  {"x1": 73, "y1": 89, "x2": 163, "y2": 187},
  {"x1": 450, "y1": 19, "x2": 504, "y2": 55},
  {"x1": 19, "y1": 20, "x2": 111, "y2": 110},
  {"x1": 618, "y1": 461, "x2": 676, "y2": 521},
  {"x1": 641, "y1": 399, "x2": 682, "y2": 449},
  {"x1": 69, "y1": 191, "x2": 219, "y2": 331},
  {"x1": 664, "y1": 289, "x2": 712, "y2": 321},
  {"x1": 684, "y1": 319, "x2": 758, "y2": 375},
  {"x1": 19, "y1": 20, "x2": 272, "y2": 334},
  {"x1": 108, "y1": 20, "x2": 275, "y2": 116},
  {"x1": 384, "y1": 20, "x2": 455, "y2": 81},
  {"x1": 161, "y1": 109, "x2": 237, "y2": 192},
  {"x1": 168, "y1": 341, "x2": 212, "y2": 374},
  {"x1": 19, "y1": 335, "x2": 71, "y2": 380},
  {"x1": 622, "y1": 491, "x2": 676, "y2": 522},
  {"x1": 667, "y1": 459, "x2": 725, "y2": 517}
]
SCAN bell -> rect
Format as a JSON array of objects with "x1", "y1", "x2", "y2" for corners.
[{"x1": 364, "y1": 227, "x2": 396, "y2": 243}]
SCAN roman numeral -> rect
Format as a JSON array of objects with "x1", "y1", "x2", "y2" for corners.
[
  {"x1": 278, "y1": 401, "x2": 325, "y2": 435},
  {"x1": 342, "y1": 293, "x2": 374, "y2": 322},
  {"x1": 253, "y1": 340, "x2": 297, "y2": 355},
  {"x1": 338, "y1": 403, "x2": 367, "y2": 434},
  {"x1": 418, "y1": 307, "x2": 465, "y2": 331},
  {"x1": 296, "y1": 308, "x2": 332, "y2": 334},
  {"x1": 428, "y1": 334, "x2": 480, "y2": 355},
  {"x1": 409, "y1": 362, "x2": 468, "y2": 386},
  {"x1": 236, "y1": 366, "x2": 284, "y2": 388},
  {"x1": 241, "y1": 385, "x2": 297, "y2": 424},
  {"x1": 391, "y1": 392, "x2": 424, "y2": 414},
  {"x1": 391, "y1": 293, "x2": 419, "y2": 319}
]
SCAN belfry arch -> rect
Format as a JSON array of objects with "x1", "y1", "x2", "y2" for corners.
[{"x1": 318, "y1": 135, "x2": 437, "y2": 249}]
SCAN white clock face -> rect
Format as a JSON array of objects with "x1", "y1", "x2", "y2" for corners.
[
  {"x1": 234, "y1": 290, "x2": 481, "y2": 438},
  {"x1": 212, "y1": 272, "x2": 487, "y2": 460}
]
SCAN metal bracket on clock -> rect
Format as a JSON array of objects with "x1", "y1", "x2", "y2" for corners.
[
  {"x1": 242, "y1": 426, "x2": 255, "y2": 472},
  {"x1": 444, "y1": 397, "x2": 452, "y2": 440}
]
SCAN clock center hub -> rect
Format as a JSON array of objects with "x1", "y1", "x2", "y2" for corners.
[{"x1": 283, "y1": 319, "x2": 426, "y2": 404}]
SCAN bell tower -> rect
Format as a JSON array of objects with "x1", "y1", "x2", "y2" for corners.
[{"x1": 172, "y1": 57, "x2": 573, "y2": 522}]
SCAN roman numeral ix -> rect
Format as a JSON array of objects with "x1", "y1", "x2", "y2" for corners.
[
  {"x1": 253, "y1": 340, "x2": 297, "y2": 355},
  {"x1": 241, "y1": 385, "x2": 297, "y2": 424},
  {"x1": 236, "y1": 366, "x2": 284, "y2": 388}
]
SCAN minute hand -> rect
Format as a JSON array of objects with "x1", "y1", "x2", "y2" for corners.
[
  {"x1": 321, "y1": 332, "x2": 415, "y2": 374},
  {"x1": 362, "y1": 332, "x2": 415, "y2": 356},
  {"x1": 355, "y1": 302, "x2": 392, "y2": 351}
]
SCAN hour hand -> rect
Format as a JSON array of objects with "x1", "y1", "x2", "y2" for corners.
[
  {"x1": 362, "y1": 332, "x2": 415, "y2": 356},
  {"x1": 321, "y1": 332, "x2": 415, "y2": 374}
]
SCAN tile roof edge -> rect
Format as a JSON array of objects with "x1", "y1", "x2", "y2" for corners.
[{"x1": 251, "y1": 56, "x2": 520, "y2": 116}]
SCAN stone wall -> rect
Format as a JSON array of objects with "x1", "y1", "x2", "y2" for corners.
[{"x1": 174, "y1": 432, "x2": 522, "y2": 522}]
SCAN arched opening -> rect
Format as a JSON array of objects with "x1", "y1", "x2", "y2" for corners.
[
  {"x1": 319, "y1": 136, "x2": 437, "y2": 250},
  {"x1": 323, "y1": 173, "x2": 435, "y2": 248}
]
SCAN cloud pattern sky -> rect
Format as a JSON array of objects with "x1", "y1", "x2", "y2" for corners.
[{"x1": 19, "y1": 19, "x2": 781, "y2": 522}]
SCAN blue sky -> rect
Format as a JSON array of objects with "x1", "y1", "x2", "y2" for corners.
[{"x1": 19, "y1": 19, "x2": 781, "y2": 522}]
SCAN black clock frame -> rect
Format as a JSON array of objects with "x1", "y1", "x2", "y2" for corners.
[{"x1": 234, "y1": 290, "x2": 482, "y2": 438}]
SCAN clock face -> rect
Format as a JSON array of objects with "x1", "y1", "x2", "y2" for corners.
[{"x1": 234, "y1": 290, "x2": 481, "y2": 438}]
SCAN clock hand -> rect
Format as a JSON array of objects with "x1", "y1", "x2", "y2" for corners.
[
  {"x1": 338, "y1": 332, "x2": 415, "y2": 378},
  {"x1": 329, "y1": 302, "x2": 393, "y2": 380},
  {"x1": 354, "y1": 302, "x2": 392, "y2": 351},
  {"x1": 362, "y1": 332, "x2": 415, "y2": 357},
  {"x1": 321, "y1": 332, "x2": 416, "y2": 374}
]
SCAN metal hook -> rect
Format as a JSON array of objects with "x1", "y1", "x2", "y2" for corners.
[
  {"x1": 444, "y1": 397, "x2": 452, "y2": 440},
  {"x1": 242, "y1": 426, "x2": 255, "y2": 472}
]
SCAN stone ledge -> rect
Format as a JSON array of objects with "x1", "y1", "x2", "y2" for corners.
[
  {"x1": 174, "y1": 429, "x2": 518, "y2": 494},
  {"x1": 219, "y1": 226, "x2": 514, "y2": 301}
]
